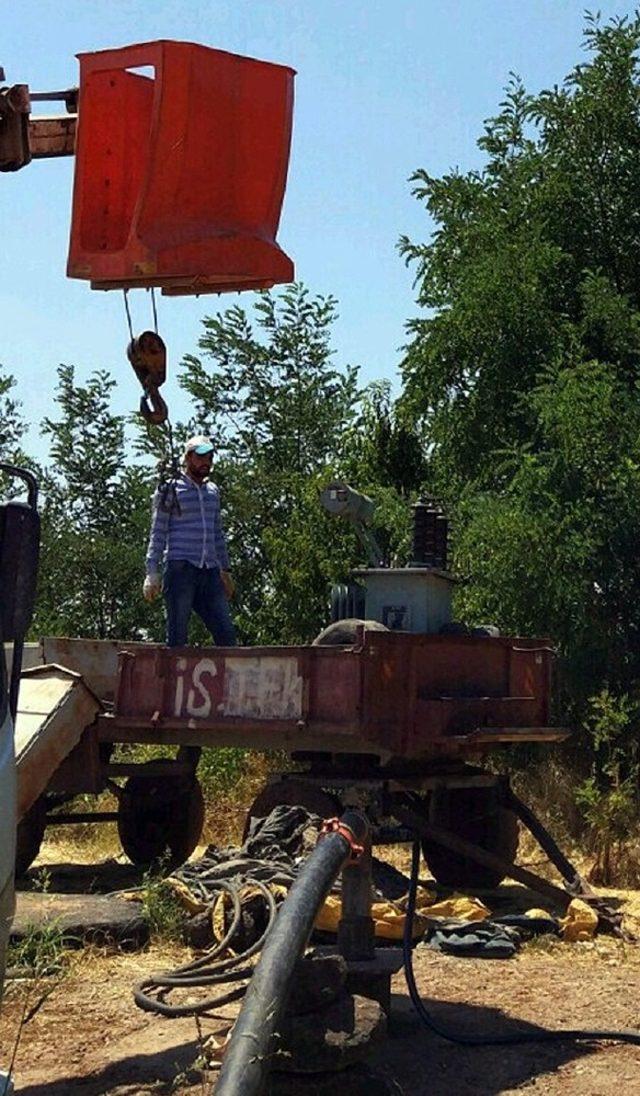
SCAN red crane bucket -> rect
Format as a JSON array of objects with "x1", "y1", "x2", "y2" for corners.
[{"x1": 67, "y1": 41, "x2": 295, "y2": 296}]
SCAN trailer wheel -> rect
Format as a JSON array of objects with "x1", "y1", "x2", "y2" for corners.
[
  {"x1": 118, "y1": 761, "x2": 205, "y2": 868},
  {"x1": 420, "y1": 786, "x2": 519, "y2": 890},
  {"x1": 243, "y1": 778, "x2": 341, "y2": 842},
  {"x1": 15, "y1": 796, "x2": 48, "y2": 877}
]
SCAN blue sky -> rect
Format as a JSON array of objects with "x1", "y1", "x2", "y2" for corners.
[{"x1": 1, "y1": 0, "x2": 633, "y2": 460}]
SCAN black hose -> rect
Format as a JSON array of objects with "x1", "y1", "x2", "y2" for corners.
[
  {"x1": 215, "y1": 809, "x2": 369, "y2": 1096},
  {"x1": 403, "y1": 839, "x2": 640, "y2": 1046},
  {"x1": 133, "y1": 877, "x2": 277, "y2": 1018}
]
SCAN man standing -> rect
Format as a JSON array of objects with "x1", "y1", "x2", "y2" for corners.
[{"x1": 143, "y1": 435, "x2": 237, "y2": 647}]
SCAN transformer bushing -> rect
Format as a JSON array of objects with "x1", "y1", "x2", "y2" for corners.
[{"x1": 411, "y1": 496, "x2": 448, "y2": 570}]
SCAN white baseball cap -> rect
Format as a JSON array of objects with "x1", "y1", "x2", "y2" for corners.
[{"x1": 183, "y1": 434, "x2": 214, "y2": 457}]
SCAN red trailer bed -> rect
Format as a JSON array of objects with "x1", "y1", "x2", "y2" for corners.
[{"x1": 102, "y1": 631, "x2": 566, "y2": 758}]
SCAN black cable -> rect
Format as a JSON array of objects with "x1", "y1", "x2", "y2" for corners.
[
  {"x1": 122, "y1": 289, "x2": 134, "y2": 342},
  {"x1": 150, "y1": 286, "x2": 158, "y2": 334},
  {"x1": 157, "y1": 419, "x2": 181, "y2": 515},
  {"x1": 403, "y1": 838, "x2": 640, "y2": 1046},
  {"x1": 133, "y1": 877, "x2": 277, "y2": 1018}
]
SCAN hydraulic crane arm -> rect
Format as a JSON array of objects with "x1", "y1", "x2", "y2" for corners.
[{"x1": 0, "y1": 73, "x2": 77, "y2": 171}]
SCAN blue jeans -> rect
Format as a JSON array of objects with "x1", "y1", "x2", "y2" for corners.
[{"x1": 163, "y1": 561, "x2": 237, "y2": 648}]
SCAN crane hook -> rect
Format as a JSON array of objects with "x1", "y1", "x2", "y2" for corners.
[
  {"x1": 140, "y1": 384, "x2": 169, "y2": 425},
  {"x1": 127, "y1": 330, "x2": 169, "y2": 425}
]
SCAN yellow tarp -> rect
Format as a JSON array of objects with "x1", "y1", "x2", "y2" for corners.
[
  {"x1": 314, "y1": 887, "x2": 491, "y2": 941},
  {"x1": 165, "y1": 877, "x2": 599, "y2": 946},
  {"x1": 165, "y1": 877, "x2": 492, "y2": 944},
  {"x1": 560, "y1": 898, "x2": 599, "y2": 942}
]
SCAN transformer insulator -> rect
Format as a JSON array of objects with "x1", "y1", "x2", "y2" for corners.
[
  {"x1": 434, "y1": 514, "x2": 449, "y2": 570},
  {"x1": 411, "y1": 496, "x2": 439, "y2": 567}
]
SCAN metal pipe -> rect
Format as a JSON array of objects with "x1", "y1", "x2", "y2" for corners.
[
  {"x1": 46, "y1": 812, "x2": 119, "y2": 825},
  {"x1": 504, "y1": 785, "x2": 593, "y2": 893},
  {"x1": 337, "y1": 831, "x2": 375, "y2": 960},
  {"x1": 29, "y1": 88, "x2": 78, "y2": 105},
  {"x1": 215, "y1": 809, "x2": 369, "y2": 1096}
]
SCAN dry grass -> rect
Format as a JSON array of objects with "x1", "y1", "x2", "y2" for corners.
[
  {"x1": 510, "y1": 759, "x2": 640, "y2": 888},
  {"x1": 42, "y1": 790, "x2": 122, "y2": 864},
  {"x1": 36, "y1": 750, "x2": 286, "y2": 868},
  {"x1": 200, "y1": 751, "x2": 281, "y2": 847},
  {"x1": 34, "y1": 747, "x2": 640, "y2": 895}
]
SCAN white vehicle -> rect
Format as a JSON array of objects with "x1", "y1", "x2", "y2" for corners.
[{"x1": 0, "y1": 464, "x2": 40, "y2": 1008}]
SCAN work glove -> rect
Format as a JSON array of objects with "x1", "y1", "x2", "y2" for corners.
[
  {"x1": 221, "y1": 570, "x2": 235, "y2": 600},
  {"x1": 143, "y1": 573, "x2": 161, "y2": 602}
]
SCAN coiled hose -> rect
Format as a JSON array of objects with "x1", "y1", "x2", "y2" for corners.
[
  {"x1": 403, "y1": 838, "x2": 640, "y2": 1047},
  {"x1": 134, "y1": 877, "x2": 277, "y2": 1017}
]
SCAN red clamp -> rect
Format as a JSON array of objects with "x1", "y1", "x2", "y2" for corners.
[{"x1": 319, "y1": 817, "x2": 364, "y2": 863}]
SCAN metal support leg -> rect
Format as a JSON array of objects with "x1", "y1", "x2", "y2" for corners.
[
  {"x1": 504, "y1": 785, "x2": 626, "y2": 937},
  {"x1": 504, "y1": 785, "x2": 594, "y2": 894},
  {"x1": 334, "y1": 832, "x2": 403, "y2": 1013},
  {"x1": 337, "y1": 834, "x2": 375, "y2": 961}
]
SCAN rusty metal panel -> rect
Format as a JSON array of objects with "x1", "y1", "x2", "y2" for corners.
[
  {"x1": 359, "y1": 633, "x2": 409, "y2": 754},
  {"x1": 451, "y1": 727, "x2": 569, "y2": 745},
  {"x1": 308, "y1": 647, "x2": 362, "y2": 727},
  {"x1": 109, "y1": 634, "x2": 559, "y2": 759},
  {"x1": 112, "y1": 643, "x2": 367, "y2": 754},
  {"x1": 41, "y1": 637, "x2": 148, "y2": 703},
  {"x1": 412, "y1": 635, "x2": 511, "y2": 698},
  {"x1": 117, "y1": 645, "x2": 325, "y2": 724},
  {"x1": 507, "y1": 644, "x2": 553, "y2": 724},
  {"x1": 15, "y1": 666, "x2": 101, "y2": 819},
  {"x1": 98, "y1": 715, "x2": 362, "y2": 754},
  {"x1": 358, "y1": 632, "x2": 557, "y2": 756},
  {"x1": 413, "y1": 697, "x2": 549, "y2": 740}
]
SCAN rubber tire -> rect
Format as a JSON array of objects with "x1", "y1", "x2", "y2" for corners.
[
  {"x1": 15, "y1": 796, "x2": 47, "y2": 877},
  {"x1": 421, "y1": 786, "x2": 519, "y2": 890},
  {"x1": 243, "y1": 778, "x2": 341, "y2": 842},
  {"x1": 117, "y1": 760, "x2": 205, "y2": 869},
  {"x1": 312, "y1": 619, "x2": 387, "y2": 646}
]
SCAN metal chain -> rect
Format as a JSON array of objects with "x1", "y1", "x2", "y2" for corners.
[{"x1": 158, "y1": 417, "x2": 182, "y2": 515}]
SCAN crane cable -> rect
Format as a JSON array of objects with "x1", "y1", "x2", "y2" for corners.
[{"x1": 122, "y1": 289, "x2": 180, "y2": 513}]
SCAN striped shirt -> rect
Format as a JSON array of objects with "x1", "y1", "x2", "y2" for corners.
[{"x1": 146, "y1": 474, "x2": 230, "y2": 575}]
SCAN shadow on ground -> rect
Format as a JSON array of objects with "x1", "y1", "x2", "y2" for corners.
[
  {"x1": 17, "y1": 1039, "x2": 201, "y2": 1096},
  {"x1": 15, "y1": 995, "x2": 595, "y2": 1096},
  {"x1": 368, "y1": 992, "x2": 594, "y2": 1096},
  {"x1": 19, "y1": 859, "x2": 147, "y2": 895}
]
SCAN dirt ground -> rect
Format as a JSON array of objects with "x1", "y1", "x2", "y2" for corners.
[{"x1": 2, "y1": 843, "x2": 640, "y2": 1095}]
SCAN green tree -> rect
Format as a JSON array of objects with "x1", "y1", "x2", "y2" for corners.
[
  {"x1": 0, "y1": 364, "x2": 33, "y2": 503},
  {"x1": 33, "y1": 365, "x2": 159, "y2": 640},
  {"x1": 455, "y1": 361, "x2": 640, "y2": 700},
  {"x1": 340, "y1": 380, "x2": 427, "y2": 566},
  {"x1": 0, "y1": 364, "x2": 25, "y2": 461},
  {"x1": 171, "y1": 284, "x2": 366, "y2": 643},
  {"x1": 400, "y1": 14, "x2": 640, "y2": 494},
  {"x1": 400, "y1": 14, "x2": 640, "y2": 851}
]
